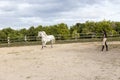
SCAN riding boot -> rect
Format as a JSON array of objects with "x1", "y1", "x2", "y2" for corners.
[
  {"x1": 105, "y1": 42, "x2": 108, "y2": 51},
  {"x1": 106, "y1": 45, "x2": 108, "y2": 51},
  {"x1": 101, "y1": 45, "x2": 104, "y2": 51}
]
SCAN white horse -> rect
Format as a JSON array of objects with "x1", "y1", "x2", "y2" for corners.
[{"x1": 38, "y1": 31, "x2": 55, "y2": 49}]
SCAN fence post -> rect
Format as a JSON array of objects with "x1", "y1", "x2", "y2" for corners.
[
  {"x1": 7, "y1": 36, "x2": 10, "y2": 46},
  {"x1": 75, "y1": 33, "x2": 78, "y2": 41},
  {"x1": 24, "y1": 35, "x2": 27, "y2": 42}
]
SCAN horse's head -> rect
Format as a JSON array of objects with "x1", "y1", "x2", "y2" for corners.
[{"x1": 38, "y1": 31, "x2": 44, "y2": 37}]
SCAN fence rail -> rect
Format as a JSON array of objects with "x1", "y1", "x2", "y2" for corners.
[{"x1": 0, "y1": 33, "x2": 120, "y2": 47}]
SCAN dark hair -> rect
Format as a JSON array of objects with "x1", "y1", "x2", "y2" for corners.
[
  {"x1": 102, "y1": 29, "x2": 106, "y2": 33},
  {"x1": 103, "y1": 29, "x2": 107, "y2": 38}
]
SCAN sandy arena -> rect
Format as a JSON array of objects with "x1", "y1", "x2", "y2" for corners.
[{"x1": 0, "y1": 42, "x2": 120, "y2": 80}]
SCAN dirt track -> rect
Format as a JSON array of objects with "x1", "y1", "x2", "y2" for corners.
[{"x1": 0, "y1": 42, "x2": 120, "y2": 80}]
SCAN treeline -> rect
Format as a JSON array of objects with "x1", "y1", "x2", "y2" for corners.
[{"x1": 0, "y1": 20, "x2": 120, "y2": 40}]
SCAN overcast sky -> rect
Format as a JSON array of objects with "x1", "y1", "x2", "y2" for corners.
[{"x1": 0, "y1": 0, "x2": 120, "y2": 29}]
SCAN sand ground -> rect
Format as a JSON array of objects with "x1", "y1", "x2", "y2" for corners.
[{"x1": 0, "y1": 42, "x2": 120, "y2": 80}]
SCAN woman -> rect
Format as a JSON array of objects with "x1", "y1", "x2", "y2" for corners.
[{"x1": 101, "y1": 30, "x2": 108, "y2": 51}]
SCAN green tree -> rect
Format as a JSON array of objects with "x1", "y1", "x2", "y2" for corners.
[
  {"x1": 114, "y1": 22, "x2": 120, "y2": 34},
  {"x1": 0, "y1": 30, "x2": 7, "y2": 39},
  {"x1": 27, "y1": 26, "x2": 36, "y2": 36},
  {"x1": 19, "y1": 28, "x2": 27, "y2": 36},
  {"x1": 96, "y1": 20, "x2": 112, "y2": 33},
  {"x1": 56, "y1": 23, "x2": 70, "y2": 40},
  {"x1": 2, "y1": 27, "x2": 14, "y2": 37},
  {"x1": 35, "y1": 25, "x2": 43, "y2": 35},
  {"x1": 72, "y1": 29, "x2": 80, "y2": 39},
  {"x1": 82, "y1": 21, "x2": 96, "y2": 34}
]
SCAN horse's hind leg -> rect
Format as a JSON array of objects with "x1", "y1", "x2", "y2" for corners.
[
  {"x1": 42, "y1": 42, "x2": 46, "y2": 48},
  {"x1": 41, "y1": 46, "x2": 44, "y2": 49},
  {"x1": 41, "y1": 44, "x2": 44, "y2": 49}
]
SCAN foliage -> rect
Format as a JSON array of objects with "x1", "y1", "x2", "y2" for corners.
[
  {"x1": 71, "y1": 29, "x2": 80, "y2": 39},
  {"x1": 0, "y1": 20, "x2": 120, "y2": 41}
]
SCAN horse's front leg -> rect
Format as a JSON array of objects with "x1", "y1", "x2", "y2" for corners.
[
  {"x1": 44, "y1": 41, "x2": 47, "y2": 47},
  {"x1": 51, "y1": 40, "x2": 53, "y2": 48},
  {"x1": 41, "y1": 41, "x2": 45, "y2": 49}
]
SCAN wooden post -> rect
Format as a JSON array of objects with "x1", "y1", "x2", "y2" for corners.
[
  {"x1": 75, "y1": 33, "x2": 77, "y2": 41},
  {"x1": 7, "y1": 37, "x2": 10, "y2": 46},
  {"x1": 24, "y1": 35, "x2": 27, "y2": 42}
]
